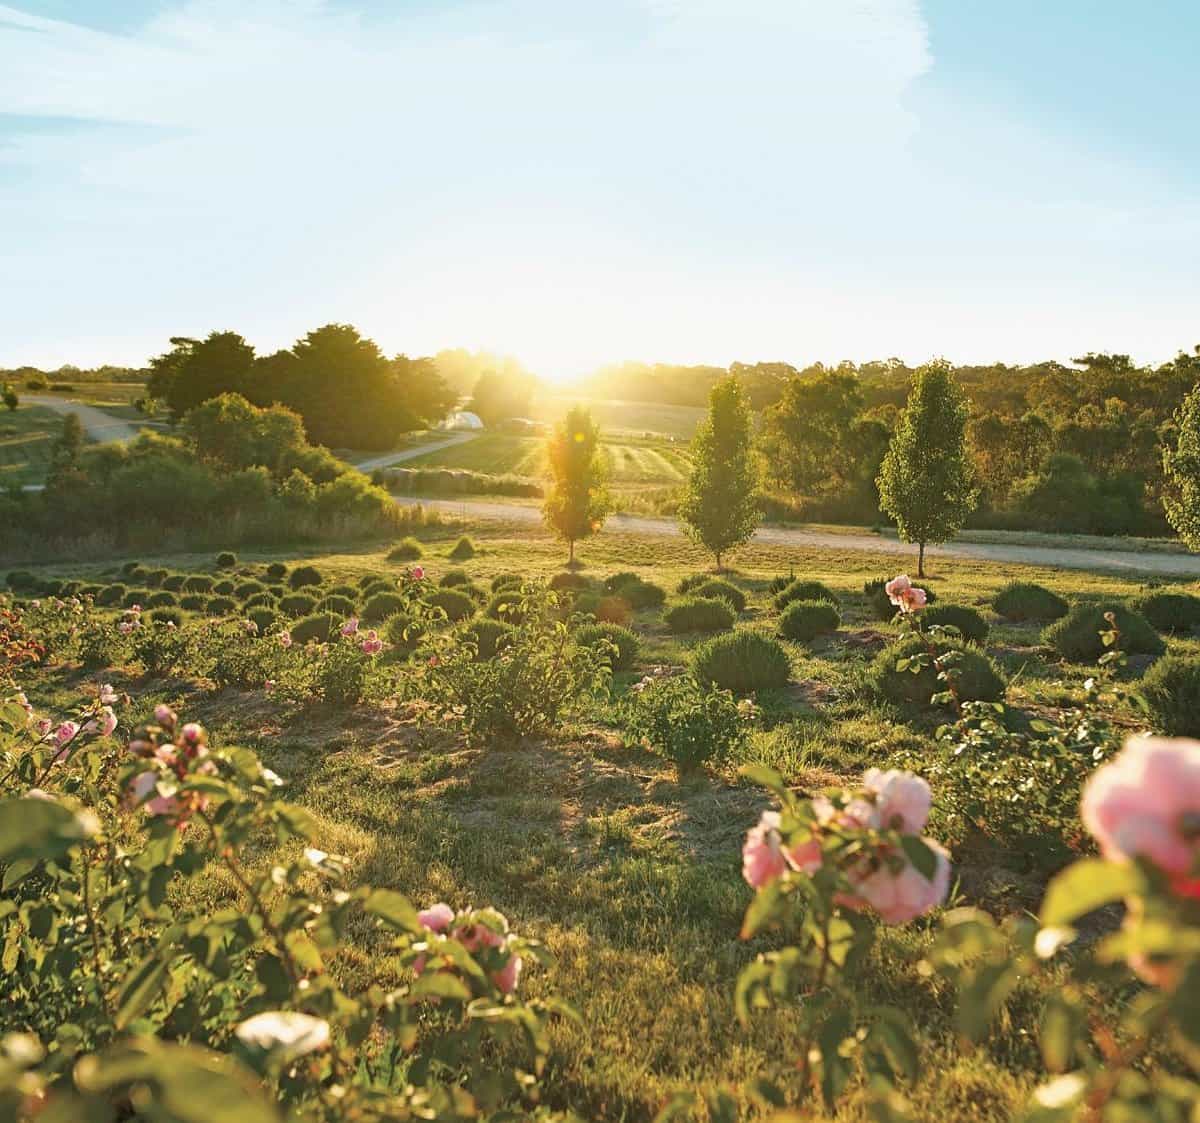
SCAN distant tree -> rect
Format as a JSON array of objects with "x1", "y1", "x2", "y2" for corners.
[
  {"x1": 162, "y1": 332, "x2": 256, "y2": 420},
  {"x1": 761, "y1": 368, "x2": 864, "y2": 494},
  {"x1": 678, "y1": 376, "x2": 760, "y2": 569},
  {"x1": 1162, "y1": 384, "x2": 1200, "y2": 550},
  {"x1": 182, "y1": 393, "x2": 308, "y2": 476},
  {"x1": 469, "y1": 369, "x2": 537, "y2": 426},
  {"x1": 543, "y1": 406, "x2": 611, "y2": 564},
  {"x1": 147, "y1": 336, "x2": 198, "y2": 402},
  {"x1": 876, "y1": 360, "x2": 978, "y2": 576},
  {"x1": 44, "y1": 413, "x2": 85, "y2": 496},
  {"x1": 2, "y1": 384, "x2": 17, "y2": 411},
  {"x1": 390, "y1": 355, "x2": 457, "y2": 428}
]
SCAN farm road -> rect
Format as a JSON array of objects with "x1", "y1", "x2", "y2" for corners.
[
  {"x1": 25, "y1": 395, "x2": 141, "y2": 443},
  {"x1": 355, "y1": 432, "x2": 479, "y2": 472},
  {"x1": 390, "y1": 495, "x2": 1200, "y2": 578}
]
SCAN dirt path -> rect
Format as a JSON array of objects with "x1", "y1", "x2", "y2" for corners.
[
  {"x1": 355, "y1": 432, "x2": 479, "y2": 473},
  {"x1": 392, "y1": 495, "x2": 1200, "y2": 577},
  {"x1": 25, "y1": 394, "x2": 141, "y2": 443}
]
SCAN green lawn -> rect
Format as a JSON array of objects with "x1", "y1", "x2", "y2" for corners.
[
  {"x1": 0, "y1": 402, "x2": 62, "y2": 487},
  {"x1": 11, "y1": 519, "x2": 1186, "y2": 1119},
  {"x1": 531, "y1": 393, "x2": 705, "y2": 440}
]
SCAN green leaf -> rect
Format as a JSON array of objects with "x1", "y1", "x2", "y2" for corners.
[
  {"x1": 740, "y1": 880, "x2": 783, "y2": 940},
  {"x1": 274, "y1": 802, "x2": 317, "y2": 841},
  {"x1": 739, "y1": 763, "x2": 785, "y2": 795},
  {"x1": 1039, "y1": 995, "x2": 1081, "y2": 1073},
  {"x1": 900, "y1": 836, "x2": 937, "y2": 881},
  {"x1": 362, "y1": 888, "x2": 421, "y2": 933},
  {"x1": 0, "y1": 798, "x2": 96, "y2": 863},
  {"x1": 652, "y1": 1093, "x2": 698, "y2": 1123},
  {"x1": 410, "y1": 972, "x2": 471, "y2": 1002},
  {"x1": 1040, "y1": 859, "x2": 1145, "y2": 927},
  {"x1": 115, "y1": 955, "x2": 171, "y2": 1028}
]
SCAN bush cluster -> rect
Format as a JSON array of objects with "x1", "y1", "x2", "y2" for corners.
[
  {"x1": 1042, "y1": 603, "x2": 1164, "y2": 663},
  {"x1": 778, "y1": 599, "x2": 839, "y2": 642},
  {"x1": 664, "y1": 596, "x2": 736, "y2": 634},
  {"x1": 692, "y1": 630, "x2": 790, "y2": 693},
  {"x1": 992, "y1": 581, "x2": 1068, "y2": 622}
]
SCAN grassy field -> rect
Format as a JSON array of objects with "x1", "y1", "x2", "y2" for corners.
[
  {"x1": 530, "y1": 393, "x2": 706, "y2": 439},
  {"x1": 11, "y1": 517, "x2": 1191, "y2": 1119},
  {"x1": 0, "y1": 401, "x2": 63, "y2": 487}
]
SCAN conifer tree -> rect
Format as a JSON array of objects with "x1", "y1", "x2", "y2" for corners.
[
  {"x1": 543, "y1": 406, "x2": 611, "y2": 564},
  {"x1": 876, "y1": 359, "x2": 978, "y2": 577},
  {"x1": 678, "y1": 376, "x2": 760, "y2": 570}
]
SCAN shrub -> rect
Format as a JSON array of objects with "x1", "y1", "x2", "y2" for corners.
[
  {"x1": 149, "y1": 607, "x2": 183, "y2": 626},
  {"x1": 574, "y1": 593, "x2": 633, "y2": 625},
  {"x1": 146, "y1": 591, "x2": 177, "y2": 608},
  {"x1": 428, "y1": 588, "x2": 477, "y2": 622},
  {"x1": 440, "y1": 569, "x2": 472, "y2": 588},
  {"x1": 1043, "y1": 603, "x2": 1165, "y2": 663},
  {"x1": 691, "y1": 579, "x2": 746, "y2": 613},
  {"x1": 576, "y1": 622, "x2": 640, "y2": 671},
  {"x1": 1133, "y1": 590, "x2": 1200, "y2": 634},
  {"x1": 144, "y1": 568, "x2": 169, "y2": 587},
  {"x1": 290, "y1": 611, "x2": 342, "y2": 644},
  {"x1": 265, "y1": 561, "x2": 287, "y2": 580},
  {"x1": 449, "y1": 536, "x2": 477, "y2": 560},
  {"x1": 664, "y1": 596, "x2": 736, "y2": 634},
  {"x1": 279, "y1": 593, "x2": 319, "y2": 617},
  {"x1": 1139, "y1": 654, "x2": 1200, "y2": 736},
  {"x1": 866, "y1": 632, "x2": 1006, "y2": 707},
  {"x1": 387, "y1": 537, "x2": 425, "y2": 561},
  {"x1": 459, "y1": 618, "x2": 515, "y2": 660},
  {"x1": 491, "y1": 573, "x2": 523, "y2": 592},
  {"x1": 216, "y1": 550, "x2": 238, "y2": 568},
  {"x1": 179, "y1": 594, "x2": 207, "y2": 612},
  {"x1": 360, "y1": 577, "x2": 394, "y2": 598},
  {"x1": 779, "y1": 599, "x2": 840, "y2": 642},
  {"x1": 96, "y1": 584, "x2": 127, "y2": 607},
  {"x1": 363, "y1": 591, "x2": 406, "y2": 623},
  {"x1": 123, "y1": 589, "x2": 149, "y2": 609},
  {"x1": 692, "y1": 630, "x2": 791, "y2": 693},
  {"x1": 244, "y1": 592, "x2": 276, "y2": 610},
  {"x1": 247, "y1": 606, "x2": 278, "y2": 634},
  {"x1": 207, "y1": 596, "x2": 237, "y2": 615},
  {"x1": 385, "y1": 612, "x2": 428, "y2": 651},
  {"x1": 920, "y1": 603, "x2": 989, "y2": 645},
  {"x1": 775, "y1": 579, "x2": 838, "y2": 612},
  {"x1": 162, "y1": 574, "x2": 187, "y2": 592},
  {"x1": 126, "y1": 566, "x2": 150, "y2": 583},
  {"x1": 182, "y1": 574, "x2": 214, "y2": 594},
  {"x1": 121, "y1": 560, "x2": 142, "y2": 576},
  {"x1": 234, "y1": 580, "x2": 267, "y2": 599},
  {"x1": 767, "y1": 573, "x2": 797, "y2": 595},
  {"x1": 549, "y1": 571, "x2": 592, "y2": 592},
  {"x1": 319, "y1": 594, "x2": 358, "y2": 617},
  {"x1": 621, "y1": 579, "x2": 666, "y2": 610},
  {"x1": 5, "y1": 570, "x2": 37, "y2": 590},
  {"x1": 213, "y1": 579, "x2": 237, "y2": 596},
  {"x1": 675, "y1": 573, "x2": 709, "y2": 595},
  {"x1": 993, "y1": 581, "x2": 1069, "y2": 622},
  {"x1": 486, "y1": 589, "x2": 527, "y2": 623},
  {"x1": 326, "y1": 583, "x2": 359, "y2": 599},
  {"x1": 607, "y1": 572, "x2": 644, "y2": 593},
  {"x1": 624, "y1": 674, "x2": 747, "y2": 772},
  {"x1": 289, "y1": 565, "x2": 322, "y2": 589}
]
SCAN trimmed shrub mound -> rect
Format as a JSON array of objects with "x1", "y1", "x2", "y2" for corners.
[
  {"x1": 692, "y1": 579, "x2": 746, "y2": 613},
  {"x1": 779, "y1": 600, "x2": 840, "y2": 642},
  {"x1": 145, "y1": 591, "x2": 177, "y2": 608},
  {"x1": 866, "y1": 632, "x2": 1006, "y2": 708},
  {"x1": 265, "y1": 562, "x2": 287, "y2": 581},
  {"x1": 290, "y1": 611, "x2": 341, "y2": 645},
  {"x1": 486, "y1": 590, "x2": 527, "y2": 624},
  {"x1": 692, "y1": 630, "x2": 791, "y2": 693},
  {"x1": 6, "y1": 570, "x2": 38, "y2": 590},
  {"x1": 448, "y1": 536, "x2": 476, "y2": 561},
  {"x1": 244, "y1": 592, "x2": 277, "y2": 610},
  {"x1": 216, "y1": 551, "x2": 238, "y2": 569},
  {"x1": 213, "y1": 580, "x2": 237, "y2": 596},
  {"x1": 96, "y1": 584, "x2": 127, "y2": 607},
  {"x1": 458, "y1": 618, "x2": 514, "y2": 660},
  {"x1": 279, "y1": 593, "x2": 318, "y2": 618},
  {"x1": 550, "y1": 572, "x2": 592, "y2": 593},
  {"x1": 993, "y1": 582, "x2": 1068, "y2": 623},
  {"x1": 179, "y1": 594, "x2": 207, "y2": 612},
  {"x1": 123, "y1": 589, "x2": 150, "y2": 609},
  {"x1": 319, "y1": 594, "x2": 357, "y2": 617},
  {"x1": 385, "y1": 612, "x2": 427, "y2": 651},
  {"x1": 664, "y1": 597, "x2": 736, "y2": 634},
  {"x1": 387, "y1": 537, "x2": 425, "y2": 562},
  {"x1": 360, "y1": 578, "x2": 394, "y2": 598},
  {"x1": 607, "y1": 572, "x2": 645, "y2": 593},
  {"x1": 440, "y1": 569, "x2": 472, "y2": 588},
  {"x1": 288, "y1": 565, "x2": 322, "y2": 589},
  {"x1": 621, "y1": 580, "x2": 667, "y2": 610},
  {"x1": 247, "y1": 607, "x2": 278, "y2": 634},
  {"x1": 775, "y1": 580, "x2": 838, "y2": 612},
  {"x1": 206, "y1": 596, "x2": 237, "y2": 615},
  {"x1": 428, "y1": 588, "x2": 477, "y2": 622},
  {"x1": 182, "y1": 575, "x2": 214, "y2": 594},
  {"x1": 1133, "y1": 590, "x2": 1200, "y2": 635},
  {"x1": 1139, "y1": 655, "x2": 1200, "y2": 736},
  {"x1": 326, "y1": 583, "x2": 359, "y2": 600},
  {"x1": 235, "y1": 580, "x2": 267, "y2": 600},
  {"x1": 491, "y1": 574, "x2": 523, "y2": 593},
  {"x1": 149, "y1": 607, "x2": 182, "y2": 626},
  {"x1": 575, "y1": 622, "x2": 640, "y2": 671},
  {"x1": 363, "y1": 592, "x2": 406, "y2": 624},
  {"x1": 676, "y1": 573, "x2": 710, "y2": 595},
  {"x1": 120, "y1": 560, "x2": 141, "y2": 576},
  {"x1": 920, "y1": 604, "x2": 989, "y2": 645},
  {"x1": 767, "y1": 573, "x2": 798, "y2": 596},
  {"x1": 574, "y1": 594, "x2": 632, "y2": 625},
  {"x1": 143, "y1": 568, "x2": 169, "y2": 587},
  {"x1": 1043, "y1": 603, "x2": 1165, "y2": 663},
  {"x1": 161, "y1": 574, "x2": 187, "y2": 592}
]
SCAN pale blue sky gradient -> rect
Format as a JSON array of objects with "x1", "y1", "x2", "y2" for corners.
[{"x1": 1, "y1": 0, "x2": 1197, "y2": 379}]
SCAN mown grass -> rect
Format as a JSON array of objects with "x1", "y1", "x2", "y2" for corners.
[
  {"x1": 14, "y1": 519, "x2": 1190, "y2": 1120},
  {"x1": 0, "y1": 402, "x2": 62, "y2": 486}
]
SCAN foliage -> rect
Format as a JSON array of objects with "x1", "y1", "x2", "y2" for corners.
[
  {"x1": 279, "y1": 593, "x2": 318, "y2": 618},
  {"x1": 448, "y1": 536, "x2": 477, "y2": 561},
  {"x1": 439, "y1": 569, "x2": 471, "y2": 588},
  {"x1": 692, "y1": 630, "x2": 790, "y2": 693},
  {"x1": 677, "y1": 376, "x2": 761, "y2": 568},
  {"x1": 688, "y1": 578, "x2": 746, "y2": 612},
  {"x1": 1138, "y1": 654, "x2": 1200, "y2": 736},
  {"x1": 866, "y1": 631, "x2": 1006, "y2": 709},
  {"x1": 992, "y1": 581, "x2": 1069, "y2": 622},
  {"x1": 542, "y1": 406, "x2": 612, "y2": 563},
  {"x1": 216, "y1": 551, "x2": 238, "y2": 569},
  {"x1": 288, "y1": 565, "x2": 322, "y2": 589},
  {"x1": 457, "y1": 618, "x2": 514, "y2": 661},
  {"x1": 876, "y1": 360, "x2": 978, "y2": 574},
  {"x1": 778, "y1": 599, "x2": 840, "y2": 642},
  {"x1": 1132, "y1": 589, "x2": 1200, "y2": 634},
  {"x1": 663, "y1": 597, "x2": 736, "y2": 635},
  {"x1": 623, "y1": 674, "x2": 751, "y2": 772},
  {"x1": 775, "y1": 578, "x2": 838, "y2": 612},
  {"x1": 1162, "y1": 380, "x2": 1200, "y2": 548},
  {"x1": 918, "y1": 603, "x2": 989, "y2": 645},
  {"x1": 290, "y1": 612, "x2": 343, "y2": 645},
  {"x1": 387, "y1": 537, "x2": 424, "y2": 561},
  {"x1": 426, "y1": 588, "x2": 476, "y2": 623},
  {"x1": 575, "y1": 622, "x2": 640, "y2": 671},
  {"x1": 1043, "y1": 603, "x2": 1165, "y2": 662},
  {"x1": 617, "y1": 578, "x2": 666, "y2": 610}
]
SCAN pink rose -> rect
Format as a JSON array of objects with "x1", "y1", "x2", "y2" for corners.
[
  {"x1": 863, "y1": 769, "x2": 932, "y2": 834},
  {"x1": 1081, "y1": 735, "x2": 1200, "y2": 895},
  {"x1": 54, "y1": 721, "x2": 79, "y2": 748},
  {"x1": 410, "y1": 567, "x2": 425, "y2": 581},
  {"x1": 99, "y1": 684, "x2": 117, "y2": 704},
  {"x1": 118, "y1": 621, "x2": 134, "y2": 635},
  {"x1": 126, "y1": 770, "x2": 158, "y2": 807},
  {"x1": 264, "y1": 679, "x2": 275, "y2": 693},
  {"x1": 742, "y1": 810, "x2": 790, "y2": 888},
  {"x1": 154, "y1": 704, "x2": 176, "y2": 726},
  {"x1": 418, "y1": 903, "x2": 455, "y2": 933},
  {"x1": 244, "y1": 619, "x2": 258, "y2": 634},
  {"x1": 850, "y1": 839, "x2": 950, "y2": 924},
  {"x1": 180, "y1": 722, "x2": 204, "y2": 746},
  {"x1": 99, "y1": 706, "x2": 118, "y2": 737},
  {"x1": 884, "y1": 575, "x2": 912, "y2": 605},
  {"x1": 341, "y1": 617, "x2": 359, "y2": 637},
  {"x1": 361, "y1": 631, "x2": 383, "y2": 655},
  {"x1": 279, "y1": 631, "x2": 292, "y2": 648},
  {"x1": 493, "y1": 949, "x2": 523, "y2": 995},
  {"x1": 36, "y1": 718, "x2": 52, "y2": 737},
  {"x1": 899, "y1": 586, "x2": 927, "y2": 613}
]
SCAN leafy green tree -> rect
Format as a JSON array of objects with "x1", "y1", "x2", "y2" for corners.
[
  {"x1": 2, "y1": 383, "x2": 17, "y2": 411},
  {"x1": 182, "y1": 393, "x2": 308, "y2": 476},
  {"x1": 679, "y1": 376, "x2": 760, "y2": 569},
  {"x1": 761, "y1": 367, "x2": 863, "y2": 493},
  {"x1": 876, "y1": 360, "x2": 978, "y2": 576},
  {"x1": 162, "y1": 331, "x2": 256, "y2": 419},
  {"x1": 543, "y1": 406, "x2": 611, "y2": 563},
  {"x1": 468, "y1": 368, "x2": 537, "y2": 426},
  {"x1": 1162, "y1": 384, "x2": 1200, "y2": 549}
]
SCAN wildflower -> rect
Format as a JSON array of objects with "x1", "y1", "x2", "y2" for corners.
[
  {"x1": 279, "y1": 631, "x2": 293, "y2": 649},
  {"x1": 54, "y1": 721, "x2": 79, "y2": 749},
  {"x1": 361, "y1": 630, "x2": 383, "y2": 655},
  {"x1": 341, "y1": 617, "x2": 359, "y2": 636}
]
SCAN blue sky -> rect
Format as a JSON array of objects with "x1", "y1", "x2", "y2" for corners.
[{"x1": 1, "y1": 1, "x2": 1197, "y2": 380}]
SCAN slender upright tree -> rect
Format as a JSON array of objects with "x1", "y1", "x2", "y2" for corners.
[
  {"x1": 1162, "y1": 383, "x2": 1200, "y2": 550},
  {"x1": 543, "y1": 406, "x2": 611, "y2": 564},
  {"x1": 678, "y1": 375, "x2": 760, "y2": 570},
  {"x1": 876, "y1": 359, "x2": 978, "y2": 576}
]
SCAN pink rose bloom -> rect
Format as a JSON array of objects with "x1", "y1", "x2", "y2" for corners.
[
  {"x1": 118, "y1": 621, "x2": 134, "y2": 635},
  {"x1": 851, "y1": 839, "x2": 951, "y2": 924},
  {"x1": 129, "y1": 604, "x2": 141, "y2": 614},
  {"x1": 146, "y1": 793, "x2": 182, "y2": 818},
  {"x1": 154, "y1": 704, "x2": 176, "y2": 726},
  {"x1": 279, "y1": 631, "x2": 293, "y2": 648},
  {"x1": 742, "y1": 811, "x2": 790, "y2": 888},
  {"x1": 494, "y1": 950, "x2": 523, "y2": 995},
  {"x1": 884, "y1": 575, "x2": 912, "y2": 605},
  {"x1": 99, "y1": 706, "x2": 118, "y2": 737},
  {"x1": 54, "y1": 721, "x2": 79, "y2": 748},
  {"x1": 264, "y1": 679, "x2": 275, "y2": 693},
  {"x1": 863, "y1": 769, "x2": 932, "y2": 834},
  {"x1": 180, "y1": 722, "x2": 204, "y2": 745},
  {"x1": 410, "y1": 567, "x2": 424, "y2": 581},
  {"x1": 341, "y1": 617, "x2": 359, "y2": 636},
  {"x1": 361, "y1": 631, "x2": 383, "y2": 655},
  {"x1": 418, "y1": 903, "x2": 455, "y2": 933},
  {"x1": 899, "y1": 586, "x2": 927, "y2": 613},
  {"x1": 126, "y1": 770, "x2": 158, "y2": 807},
  {"x1": 1081, "y1": 735, "x2": 1200, "y2": 894},
  {"x1": 99, "y1": 684, "x2": 117, "y2": 704},
  {"x1": 243, "y1": 619, "x2": 258, "y2": 634},
  {"x1": 36, "y1": 718, "x2": 52, "y2": 737}
]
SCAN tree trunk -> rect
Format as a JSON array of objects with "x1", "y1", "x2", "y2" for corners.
[
  {"x1": 569, "y1": 539, "x2": 575, "y2": 565},
  {"x1": 917, "y1": 541, "x2": 926, "y2": 578},
  {"x1": 715, "y1": 551, "x2": 722, "y2": 572}
]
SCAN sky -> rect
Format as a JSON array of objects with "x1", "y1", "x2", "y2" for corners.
[{"x1": 1, "y1": 0, "x2": 1197, "y2": 382}]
